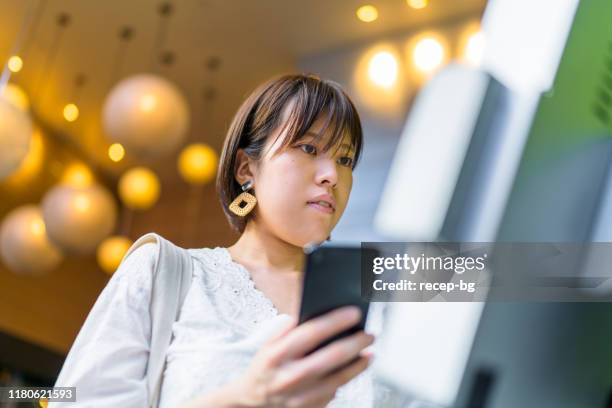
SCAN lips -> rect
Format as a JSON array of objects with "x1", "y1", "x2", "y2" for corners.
[
  {"x1": 307, "y1": 202, "x2": 334, "y2": 214},
  {"x1": 307, "y1": 194, "x2": 336, "y2": 213}
]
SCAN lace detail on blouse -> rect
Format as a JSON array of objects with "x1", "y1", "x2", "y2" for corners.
[{"x1": 187, "y1": 247, "x2": 279, "y2": 333}]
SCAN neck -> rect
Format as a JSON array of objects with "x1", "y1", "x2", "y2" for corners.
[{"x1": 227, "y1": 220, "x2": 305, "y2": 273}]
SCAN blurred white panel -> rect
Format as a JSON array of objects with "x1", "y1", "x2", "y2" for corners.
[
  {"x1": 465, "y1": 90, "x2": 540, "y2": 241},
  {"x1": 373, "y1": 301, "x2": 485, "y2": 406},
  {"x1": 481, "y1": 0, "x2": 579, "y2": 93},
  {"x1": 374, "y1": 64, "x2": 489, "y2": 240}
]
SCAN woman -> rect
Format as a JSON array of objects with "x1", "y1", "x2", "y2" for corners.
[{"x1": 51, "y1": 74, "x2": 399, "y2": 407}]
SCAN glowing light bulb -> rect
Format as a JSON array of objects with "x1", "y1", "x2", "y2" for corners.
[
  {"x1": 108, "y1": 143, "x2": 125, "y2": 162},
  {"x1": 178, "y1": 143, "x2": 218, "y2": 185},
  {"x1": 29, "y1": 217, "x2": 46, "y2": 237},
  {"x1": 2, "y1": 129, "x2": 45, "y2": 188},
  {"x1": 61, "y1": 162, "x2": 94, "y2": 187},
  {"x1": 73, "y1": 193, "x2": 91, "y2": 213},
  {"x1": 407, "y1": 0, "x2": 428, "y2": 9},
  {"x1": 368, "y1": 51, "x2": 398, "y2": 88},
  {"x1": 97, "y1": 235, "x2": 133, "y2": 275},
  {"x1": 8, "y1": 56, "x2": 23, "y2": 73},
  {"x1": 139, "y1": 94, "x2": 157, "y2": 112},
  {"x1": 118, "y1": 167, "x2": 161, "y2": 210},
  {"x1": 356, "y1": 5, "x2": 378, "y2": 23},
  {"x1": 413, "y1": 37, "x2": 445, "y2": 72},
  {"x1": 63, "y1": 103, "x2": 79, "y2": 122},
  {"x1": 0, "y1": 83, "x2": 30, "y2": 111},
  {"x1": 464, "y1": 31, "x2": 485, "y2": 66}
]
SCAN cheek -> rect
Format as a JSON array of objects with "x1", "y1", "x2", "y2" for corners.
[
  {"x1": 256, "y1": 156, "x2": 310, "y2": 212},
  {"x1": 335, "y1": 172, "x2": 353, "y2": 211}
]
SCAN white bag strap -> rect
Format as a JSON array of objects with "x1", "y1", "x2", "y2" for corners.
[{"x1": 121, "y1": 232, "x2": 193, "y2": 408}]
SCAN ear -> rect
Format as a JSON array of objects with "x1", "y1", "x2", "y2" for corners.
[{"x1": 234, "y1": 149, "x2": 257, "y2": 186}]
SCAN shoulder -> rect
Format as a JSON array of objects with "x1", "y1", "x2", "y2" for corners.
[
  {"x1": 115, "y1": 239, "x2": 158, "y2": 280},
  {"x1": 116, "y1": 232, "x2": 191, "y2": 279},
  {"x1": 116, "y1": 233, "x2": 229, "y2": 279},
  {"x1": 122, "y1": 241, "x2": 158, "y2": 265},
  {"x1": 105, "y1": 239, "x2": 160, "y2": 310},
  {"x1": 186, "y1": 246, "x2": 230, "y2": 271}
]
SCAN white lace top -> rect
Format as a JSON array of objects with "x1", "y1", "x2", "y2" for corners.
[{"x1": 50, "y1": 242, "x2": 411, "y2": 407}]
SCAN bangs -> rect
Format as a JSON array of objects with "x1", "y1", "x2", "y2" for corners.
[{"x1": 271, "y1": 78, "x2": 363, "y2": 168}]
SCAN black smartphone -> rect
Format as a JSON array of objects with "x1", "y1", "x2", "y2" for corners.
[{"x1": 298, "y1": 243, "x2": 379, "y2": 356}]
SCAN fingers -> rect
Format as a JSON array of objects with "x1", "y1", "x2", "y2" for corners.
[
  {"x1": 296, "y1": 331, "x2": 374, "y2": 380},
  {"x1": 266, "y1": 306, "x2": 363, "y2": 367},
  {"x1": 263, "y1": 316, "x2": 298, "y2": 347},
  {"x1": 283, "y1": 354, "x2": 372, "y2": 408},
  {"x1": 324, "y1": 352, "x2": 372, "y2": 387},
  {"x1": 268, "y1": 331, "x2": 374, "y2": 394}
]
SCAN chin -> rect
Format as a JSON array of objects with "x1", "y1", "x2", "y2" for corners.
[
  {"x1": 298, "y1": 232, "x2": 329, "y2": 248},
  {"x1": 283, "y1": 222, "x2": 332, "y2": 248}
]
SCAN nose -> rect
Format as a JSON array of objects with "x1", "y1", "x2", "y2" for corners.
[{"x1": 315, "y1": 156, "x2": 338, "y2": 189}]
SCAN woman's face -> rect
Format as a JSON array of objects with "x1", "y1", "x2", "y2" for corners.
[{"x1": 249, "y1": 116, "x2": 356, "y2": 248}]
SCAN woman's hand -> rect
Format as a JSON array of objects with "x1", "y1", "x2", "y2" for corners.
[
  {"x1": 232, "y1": 305, "x2": 374, "y2": 407},
  {"x1": 183, "y1": 306, "x2": 374, "y2": 408}
]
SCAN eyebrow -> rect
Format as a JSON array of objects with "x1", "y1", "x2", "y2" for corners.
[{"x1": 304, "y1": 131, "x2": 355, "y2": 154}]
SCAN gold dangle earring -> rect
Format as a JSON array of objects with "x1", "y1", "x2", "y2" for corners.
[{"x1": 228, "y1": 180, "x2": 257, "y2": 217}]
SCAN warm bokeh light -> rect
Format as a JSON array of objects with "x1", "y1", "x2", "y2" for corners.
[
  {"x1": 63, "y1": 103, "x2": 79, "y2": 122},
  {"x1": 29, "y1": 216, "x2": 45, "y2": 237},
  {"x1": 407, "y1": 0, "x2": 428, "y2": 9},
  {"x1": 0, "y1": 97, "x2": 32, "y2": 180},
  {"x1": 368, "y1": 51, "x2": 399, "y2": 88},
  {"x1": 178, "y1": 143, "x2": 218, "y2": 185},
  {"x1": 118, "y1": 167, "x2": 161, "y2": 210},
  {"x1": 1, "y1": 128, "x2": 45, "y2": 188},
  {"x1": 0, "y1": 205, "x2": 63, "y2": 275},
  {"x1": 462, "y1": 29, "x2": 485, "y2": 67},
  {"x1": 97, "y1": 235, "x2": 133, "y2": 275},
  {"x1": 413, "y1": 37, "x2": 445, "y2": 72},
  {"x1": 0, "y1": 83, "x2": 30, "y2": 111},
  {"x1": 61, "y1": 162, "x2": 94, "y2": 188},
  {"x1": 108, "y1": 142, "x2": 125, "y2": 162},
  {"x1": 103, "y1": 74, "x2": 190, "y2": 158},
  {"x1": 7, "y1": 55, "x2": 23, "y2": 73},
  {"x1": 73, "y1": 193, "x2": 91, "y2": 213},
  {"x1": 139, "y1": 94, "x2": 157, "y2": 112},
  {"x1": 41, "y1": 184, "x2": 117, "y2": 255},
  {"x1": 356, "y1": 5, "x2": 378, "y2": 22},
  {"x1": 353, "y1": 44, "x2": 410, "y2": 120}
]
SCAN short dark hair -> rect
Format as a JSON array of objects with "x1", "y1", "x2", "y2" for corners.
[{"x1": 216, "y1": 73, "x2": 364, "y2": 234}]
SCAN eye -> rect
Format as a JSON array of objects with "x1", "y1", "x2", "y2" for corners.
[
  {"x1": 338, "y1": 156, "x2": 354, "y2": 167},
  {"x1": 299, "y1": 144, "x2": 317, "y2": 155}
]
